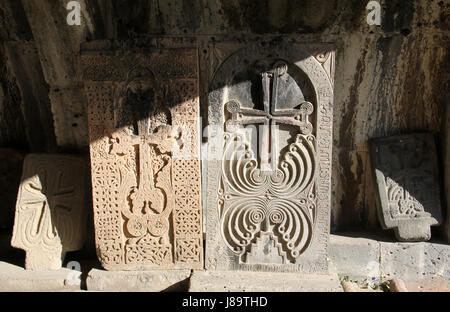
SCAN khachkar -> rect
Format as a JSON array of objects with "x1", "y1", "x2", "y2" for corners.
[
  {"x1": 11, "y1": 154, "x2": 88, "y2": 270},
  {"x1": 81, "y1": 40, "x2": 203, "y2": 270},
  {"x1": 369, "y1": 133, "x2": 443, "y2": 241},
  {"x1": 206, "y1": 41, "x2": 335, "y2": 273}
]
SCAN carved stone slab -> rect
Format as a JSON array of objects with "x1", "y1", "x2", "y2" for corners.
[
  {"x1": 205, "y1": 40, "x2": 335, "y2": 273},
  {"x1": 81, "y1": 40, "x2": 203, "y2": 270},
  {"x1": 11, "y1": 154, "x2": 88, "y2": 270},
  {"x1": 369, "y1": 133, "x2": 443, "y2": 241}
]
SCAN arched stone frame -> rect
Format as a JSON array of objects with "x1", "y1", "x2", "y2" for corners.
[{"x1": 205, "y1": 40, "x2": 335, "y2": 273}]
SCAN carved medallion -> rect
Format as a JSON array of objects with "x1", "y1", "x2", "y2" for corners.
[
  {"x1": 369, "y1": 133, "x2": 443, "y2": 241},
  {"x1": 205, "y1": 41, "x2": 335, "y2": 273},
  {"x1": 82, "y1": 40, "x2": 202, "y2": 270}
]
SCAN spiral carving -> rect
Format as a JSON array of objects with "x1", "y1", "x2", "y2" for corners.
[{"x1": 219, "y1": 132, "x2": 316, "y2": 263}]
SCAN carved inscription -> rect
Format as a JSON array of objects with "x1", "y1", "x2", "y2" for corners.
[{"x1": 82, "y1": 42, "x2": 202, "y2": 270}]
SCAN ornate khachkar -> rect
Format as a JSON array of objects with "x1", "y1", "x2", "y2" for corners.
[
  {"x1": 11, "y1": 154, "x2": 88, "y2": 270},
  {"x1": 81, "y1": 40, "x2": 203, "y2": 270},
  {"x1": 205, "y1": 41, "x2": 335, "y2": 273},
  {"x1": 369, "y1": 133, "x2": 443, "y2": 241}
]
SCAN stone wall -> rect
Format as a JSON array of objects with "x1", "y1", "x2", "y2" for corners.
[
  {"x1": 0, "y1": 0, "x2": 448, "y2": 232},
  {"x1": 445, "y1": 96, "x2": 450, "y2": 242}
]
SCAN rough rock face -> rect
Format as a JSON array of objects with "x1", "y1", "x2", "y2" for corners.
[
  {"x1": 445, "y1": 102, "x2": 450, "y2": 243},
  {"x1": 0, "y1": 0, "x2": 448, "y2": 232}
]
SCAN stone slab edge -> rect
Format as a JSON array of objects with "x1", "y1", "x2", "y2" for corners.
[
  {"x1": 328, "y1": 234, "x2": 450, "y2": 283},
  {"x1": 189, "y1": 270, "x2": 343, "y2": 292},
  {"x1": 0, "y1": 261, "x2": 80, "y2": 292},
  {"x1": 86, "y1": 268, "x2": 191, "y2": 292}
]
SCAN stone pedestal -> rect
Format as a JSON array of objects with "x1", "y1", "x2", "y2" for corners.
[
  {"x1": 189, "y1": 271, "x2": 343, "y2": 292},
  {"x1": 86, "y1": 268, "x2": 191, "y2": 292},
  {"x1": 328, "y1": 233, "x2": 450, "y2": 283},
  {"x1": 0, "y1": 261, "x2": 81, "y2": 292}
]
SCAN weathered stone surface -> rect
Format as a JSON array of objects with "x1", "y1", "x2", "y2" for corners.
[
  {"x1": 340, "y1": 281, "x2": 382, "y2": 292},
  {"x1": 0, "y1": 44, "x2": 28, "y2": 148},
  {"x1": 369, "y1": 133, "x2": 443, "y2": 241},
  {"x1": 4, "y1": 41, "x2": 56, "y2": 152},
  {"x1": 328, "y1": 234, "x2": 380, "y2": 281},
  {"x1": 444, "y1": 104, "x2": 450, "y2": 243},
  {"x1": 11, "y1": 154, "x2": 88, "y2": 270},
  {"x1": 0, "y1": 261, "x2": 81, "y2": 292},
  {"x1": 86, "y1": 268, "x2": 191, "y2": 292},
  {"x1": 82, "y1": 39, "x2": 203, "y2": 270},
  {"x1": 329, "y1": 233, "x2": 450, "y2": 283},
  {"x1": 1, "y1": 1, "x2": 448, "y2": 232},
  {"x1": 205, "y1": 39, "x2": 334, "y2": 273},
  {"x1": 380, "y1": 241, "x2": 450, "y2": 282},
  {"x1": 189, "y1": 270, "x2": 343, "y2": 292},
  {"x1": 20, "y1": 0, "x2": 96, "y2": 149},
  {"x1": 389, "y1": 279, "x2": 408, "y2": 292},
  {"x1": 401, "y1": 278, "x2": 450, "y2": 292},
  {"x1": 0, "y1": 148, "x2": 24, "y2": 231}
]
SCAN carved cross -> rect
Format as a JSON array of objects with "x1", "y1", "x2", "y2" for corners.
[
  {"x1": 22, "y1": 171, "x2": 75, "y2": 236},
  {"x1": 110, "y1": 104, "x2": 176, "y2": 215},
  {"x1": 226, "y1": 61, "x2": 314, "y2": 172},
  {"x1": 130, "y1": 118, "x2": 157, "y2": 190}
]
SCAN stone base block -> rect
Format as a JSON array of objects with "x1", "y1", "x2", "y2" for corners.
[
  {"x1": 0, "y1": 261, "x2": 81, "y2": 292},
  {"x1": 86, "y1": 269, "x2": 191, "y2": 292},
  {"x1": 380, "y1": 241, "x2": 449, "y2": 282},
  {"x1": 188, "y1": 271, "x2": 343, "y2": 292},
  {"x1": 329, "y1": 234, "x2": 380, "y2": 281},
  {"x1": 329, "y1": 233, "x2": 450, "y2": 283}
]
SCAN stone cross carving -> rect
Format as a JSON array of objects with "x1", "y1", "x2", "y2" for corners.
[
  {"x1": 11, "y1": 154, "x2": 87, "y2": 270},
  {"x1": 369, "y1": 133, "x2": 443, "y2": 241},
  {"x1": 226, "y1": 61, "x2": 313, "y2": 172},
  {"x1": 117, "y1": 114, "x2": 175, "y2": 216},
  {"x1": 206, "y1": 41, "x2": 335, "y2": 273},
  {"x1": 82, "y1": 40, "x2": 203, "y2": 270}
]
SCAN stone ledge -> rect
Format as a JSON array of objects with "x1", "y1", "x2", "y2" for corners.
[
  {"x1": 188, "y1": 270, "x2": 343, "y2": 292},
  {"x1": 329, "y1": 232, "x2": 450, "y2": 283},
  {"x1": 86, "y1": 268, "x2": 191, "y2": 292},
  {"x1": 0, "y1": 261, "x2": 81, "y2": 292}
]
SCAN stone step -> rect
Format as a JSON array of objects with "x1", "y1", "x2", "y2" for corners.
[
  {"x1": 329, "y1": 232, "x2": 450, "y2": 283},
  {"x1": 0, "y1": 261, "x2": 81, "y2": 292},
  {"x1": 86, "y1": 268, "x2": 192, "y2": 292},
  {"x1": 188, "y1": 270, "x2": 343, "y2": 292}
]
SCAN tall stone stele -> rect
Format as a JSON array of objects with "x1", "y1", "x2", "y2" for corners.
[
  {"x1": 11, "y1": 154, "x2": 88, "y2": 270},
  {"x1": 81, "y1": 39, "x2": 203, "y2": 270},
  {"x1": 205, "y1": 40, "x2": 335, "y2": 273},
  {"x1": 369, "y1": 133, "x2": 443, "y2": 241}
]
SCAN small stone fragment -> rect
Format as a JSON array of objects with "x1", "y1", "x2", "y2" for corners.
[{"x1": 389, "y1": 279, "x2": 409, "y2": 292}]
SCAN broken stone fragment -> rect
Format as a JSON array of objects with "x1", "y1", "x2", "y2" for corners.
[{"x1": 369, "y1": 133, "x2": 443, "y2": 241}]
